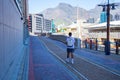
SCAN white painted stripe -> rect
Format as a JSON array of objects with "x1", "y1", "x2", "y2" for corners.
[
  {"x1": 75, "y1": 53, "x2": 120, "y2": 77},
  {"x1": 39, "y1": 37, "x2": 89, "y2": 80},
  {"x1": 47, "y1": 38, "x2": 120, "y2": 77}
]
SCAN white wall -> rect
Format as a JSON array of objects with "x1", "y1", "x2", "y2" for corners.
[
  {"x1": 0, "y1": 0, "x2": 24, "y2": 79},
  {"x1": 31, "y1": 14, "x2": 44, "y2": 34}
]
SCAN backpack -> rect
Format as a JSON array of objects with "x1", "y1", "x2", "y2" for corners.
[{"x1": 67, "y1": 37, "x2": 73, "y2": 47}]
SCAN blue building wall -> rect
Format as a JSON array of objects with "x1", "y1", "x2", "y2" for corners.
[
  {"x1": 0, "y1": 0, "x2": 28, "y2": 80},
  {"x1": 100, "y1": 12, "x2": 107, "y2": 23}
]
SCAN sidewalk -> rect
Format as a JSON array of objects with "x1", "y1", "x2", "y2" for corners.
[
  {"x1": 40, "y1": 36, "x2": 120, "y2": 80},
  {"x1": 29, "y1": 36, "x2": 80, "y2": 80}
]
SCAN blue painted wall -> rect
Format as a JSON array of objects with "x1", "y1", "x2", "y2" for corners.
[{"x1": 0, "y1": 0, "x2": 27, "y2": 80}]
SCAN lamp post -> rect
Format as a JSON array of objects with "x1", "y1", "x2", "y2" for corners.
[
  {"x1": 76, "y1": 5, "x2": 82, "y2": 48},
  {"x1": 98, "y1": 0, "x2": 117, "y2": 55},
  {"x1": 106, "y1": 0, "x2": 110, "y2": 55}
]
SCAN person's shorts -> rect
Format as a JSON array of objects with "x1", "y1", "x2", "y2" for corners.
[{"x1": 67, "y1": 48, "x2": 74, "y2": 53}]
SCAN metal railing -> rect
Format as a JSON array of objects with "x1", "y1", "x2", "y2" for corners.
[
  {"x1": 82, "y1": 39, "x2": 120, "y2": 55},
  {"x1": 48, "y1": 34, "x2": 120, "y2": 55}
]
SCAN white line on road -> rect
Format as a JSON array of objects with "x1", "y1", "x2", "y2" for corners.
[{"x1": 39, "y1": 37, "x2": 89, "y2": 80}]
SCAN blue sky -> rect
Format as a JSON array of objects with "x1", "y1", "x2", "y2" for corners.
[{"x1": 29, "y1": 0, "x2": 120, "y2": 13}]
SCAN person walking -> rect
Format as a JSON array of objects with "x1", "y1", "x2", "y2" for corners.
[{"x1": 66, "y1": 32, "x2": 75, "y2": 64}]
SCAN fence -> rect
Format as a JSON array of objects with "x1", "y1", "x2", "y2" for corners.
[
  {"x1": 49, "y1": 34, "x2": 80, "y2": 48},
  {"x1": 49, "y1": 34, "x2": 120, "y2": 55},
  {"x1": 82, "y1": 39, "x2": 120, "y2": 55}
]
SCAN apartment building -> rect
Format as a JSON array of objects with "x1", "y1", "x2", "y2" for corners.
[
  {"x1": 44, "y1": 19, "x2": 52, "y2": 33},
  {"x1": 29, "y1": 14, "x2": 44, "y2": 35},
  {"x1": 28, "y1": 14, "x2": 52, "y2": 35}
]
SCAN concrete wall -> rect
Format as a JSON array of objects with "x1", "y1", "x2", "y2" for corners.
[
  {"x1": 49, "y1": 34, "x2": 79, "y2": 48},
  {"x1": 0, "y1": 0, "x2": 25, "y2": 80}
]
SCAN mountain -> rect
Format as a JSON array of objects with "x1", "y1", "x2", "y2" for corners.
[{"x1": 41, "y1": 3, "x2": 120, "y2": 26}]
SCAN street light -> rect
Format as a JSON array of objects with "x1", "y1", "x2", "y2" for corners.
[
  {"x1": 106, "y1": 0, "x2": 110, "y2": 55},
  {"x1": 98, "y1": 0, "x2": 118, "y2": 55}
]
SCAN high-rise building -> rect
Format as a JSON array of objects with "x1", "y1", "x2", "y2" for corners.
[
  {"x1": 44, "y1": 19, "x2": 52, "y2": 33},
  {"x1": 28, "y1": 14, "x2": 52, "y2": 35},
  {"x1": 29, "y1": 14, "x2": 44, "y2": 35},
  {"x1": 100, "y1": 12, "x2": 107, "y2": 23},
  {"x1": 100, "y1": 12, "x2": 119, "y2": 23},
  {"x1": 51, "y1": 19, "x2": 56, "y2": 33}
]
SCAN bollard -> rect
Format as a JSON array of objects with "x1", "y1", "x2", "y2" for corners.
[
  {"x1": 90, "y1": 40, "x2": 92, "y2": 49},
  {"x1": 116, "y1": 42, "x2": 119, "y2": 55},
  {"x1": 85, "y1": 39, "x2": 87, "y2": 48},
  {"x1": 77, "y1": 38, "x2": 81, "y2": 49},
  {"x1": 95, "y1": 39, "x2": 98, "y2": 51},
  {"x1": 105, "y1": 41, "x2": 110, "y2": 55}
]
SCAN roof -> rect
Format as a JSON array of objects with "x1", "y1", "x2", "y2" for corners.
[
  {"x1": 66, "y1": 23, "x2": 77, "y2": 28},
  {"x1": 86, "y1": 20, "x2": 120, "y2": 30}
]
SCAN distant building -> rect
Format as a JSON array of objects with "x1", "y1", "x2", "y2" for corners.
[
  {"x1": 110, "y1": 14, "x2": 114, "y2": 21},
  {"x1": 87, "y1": 18, "x2": 95, "y2": 23},
  {"x1": 100, "y1": 12, "x2": 119, "y2": 23},
  {"x1": 44, "y1": 19, "x2": 52, "y2": 33},
  {"x1": 114, "y1": 14, "x2": 120, "y2": 21},
  {"x1": 51, "y1": 19, "x2": 56, "y2": 33},
  {"x1": 28, "y1": 14, "x2": 44, "y2": 35},
  {"x1": 100, "y1": 12, "x2": 107, "y2": 23},
  {"x1": 85, "y1": 20, "x2": 120, "y2": 44},
  {"x1": 28, "y1": 14, "x2": 52, "y2": 35}
]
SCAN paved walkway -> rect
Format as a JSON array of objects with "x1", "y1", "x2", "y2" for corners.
[
  {"x1": 39, "y1": 36, "x2": 120, "y2": 80},
  {"x1": 29, "y1": 36, "x2": 79, "y2": 80}
]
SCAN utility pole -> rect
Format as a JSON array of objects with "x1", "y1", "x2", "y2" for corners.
[
  {"x1": 76, "y1": 6, "x2": 82, "y2": 48},
  {"x1": 77, "y1": 6, "x2": 80, "y2": 38},
  {"x1": 77, "y1": 6, "x2": 82, "y2": 39},
  {"x1": 106, "y1": 0, "x2": 110, "y2": 55},
  {"x1": 98, "y1": 0, "x2": 118, "y2": 55}
]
